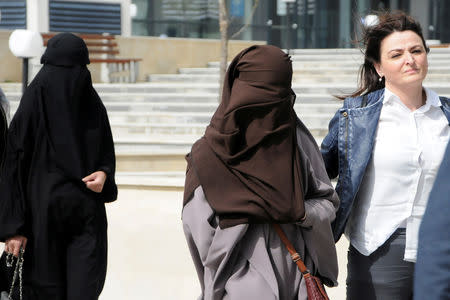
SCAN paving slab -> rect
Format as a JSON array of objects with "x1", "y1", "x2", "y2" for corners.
[
  {"x1": 0, "y1": 186, "x2": 348, "y2": 300},
  {"x1": 99, "y1": 188, "x2": 349, "y2": 300}
]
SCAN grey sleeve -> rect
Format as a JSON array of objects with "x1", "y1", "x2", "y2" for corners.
[
  {"x1": 295, "y1": 120, "x2": 339, "y2": 229},
  {"x1": 0, "y1": 88, "x2": 10, "y2": 123},
  {"x1": 294, "y1": 120, "x2": 340, "y2": 286}
]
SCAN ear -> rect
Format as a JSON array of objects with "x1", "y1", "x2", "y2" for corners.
[{"x1": 373, "y1": 62, "x2": 383, "y2": 78}]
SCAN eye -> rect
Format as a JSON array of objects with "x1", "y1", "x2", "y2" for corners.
[
  {"x1": 412, "y1": 49, "x2": 423, "y2": 54},
  {"x1": 391, "y1": 53, "x2": 401, "y2": 58}
]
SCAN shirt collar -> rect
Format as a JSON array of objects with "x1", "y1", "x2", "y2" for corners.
[
  {"x1": 383, "y1": 87, "x2": 442, "y2": 111},
  {"x1": 382, "y1": 88, "x2": 398, "y2": 105},
  {"x1": 423, "y1": 87, "x2": 441, "y2": 108}
]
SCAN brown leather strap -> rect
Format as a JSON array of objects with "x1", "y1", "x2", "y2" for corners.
[{"x1": 272, "y1": 223, "x2": 309, "y2": 275}]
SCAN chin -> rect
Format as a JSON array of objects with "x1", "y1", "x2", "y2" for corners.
[{"x1": 403, "y1": 75, "x2": 426, "y2": 85}]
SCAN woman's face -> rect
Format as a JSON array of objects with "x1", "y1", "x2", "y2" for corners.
[{"x1": 375, "y1": 30, "x2": 428, "y2": 90}]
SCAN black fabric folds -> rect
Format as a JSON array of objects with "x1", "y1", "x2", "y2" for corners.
[
  {"x1": 0, "y1": 32, "x2": 117, "y2": 243},
  {"x1": 41, "y1": 33, "x2": 90, "y2": 66}
]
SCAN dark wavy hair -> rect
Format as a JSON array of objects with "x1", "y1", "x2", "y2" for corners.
[{"x1": 339, "y1": 11, "x2": 430, "y2": 99}]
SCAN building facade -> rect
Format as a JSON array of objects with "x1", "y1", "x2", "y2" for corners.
[
  {"x1": 130, "y1": 0, "x2": 450, "y2": 48},
  {"x1": 0, "y1": 0, "x2": 132, "y2": 36},
  {"x1": 0, "y1": 0, "x2": 448, "y2": 48}
]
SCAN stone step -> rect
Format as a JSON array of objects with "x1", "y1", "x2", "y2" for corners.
[
  {"x1": 114, "y1": 136, "x2": 197, "y2": 153},
  {"x1": 116, "y1": 152, "x2": 187, "y2": 173},
  {"x1": 5, "y1": 91, "x2": 344, "y2": 104},
  {"x1": 7, "y1": 93, "x2": 450, "y2": 117},
  {"x1": 114, "y1": 134, "x2": 325, "y2": 152},
  {"x1": 116, "y1": 171, "x2": 185, "y2": 190},
  {"x1": 148, "y1": 73, "x2": 450, "y2": 84},
  {"x1": 207, "y1": 59, "x2": 450, "y2": 69},
  {"x1": 288, "y1": 53, "x2": 450, "y2": 61},
  {"x1": 8, "y1": 100, "x2": 343, "y2": 118},
  {"x1": 115, "y1": 134, "x2": 326, "y2": 173},
  {"x1": 179, "y1": 65, "x2": 450, "y2": 76},
  {"x1": 6, "y1": 92, "x2": 221, "y2": 104},
  {"x1": 287, "y1": 48, "x2": 450, "y2": 55},
  {"x1": 6, "y1": 82, "x2": 450, "y2": 95},
  {"x1": 109, "y1": 112, "x2": 335, "y2": 129},
  {"x1": 110, "y1": 123, "x2": 328, "y2": 140}
]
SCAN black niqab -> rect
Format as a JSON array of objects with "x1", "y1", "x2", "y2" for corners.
[
  {"x1": 0, "y1": 32, "x2": 117, "y2": 241},
  {"x1": 39, "y1": 33, "x2": 115, "y2": 183},
  {"x1": 41, "y1": 32, "x2": 90, "y2": 66}
]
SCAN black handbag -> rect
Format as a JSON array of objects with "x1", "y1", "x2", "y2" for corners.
[{"x1": 0, "y1": 248, "x2": 24, "y2": 300}]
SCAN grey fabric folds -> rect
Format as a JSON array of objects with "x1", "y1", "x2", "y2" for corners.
[{"x1": 182, "y1": 123, "x2": 339, "y2": 300}]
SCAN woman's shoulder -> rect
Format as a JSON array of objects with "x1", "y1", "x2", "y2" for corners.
[
  {"x1": 342, "y1": 88, "x2": 385, "y2": 109},
  {"x1": 439, "y1": 95, "x2": 450, "y2": 105}
]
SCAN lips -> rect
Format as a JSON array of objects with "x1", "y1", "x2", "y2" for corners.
[{"x1": 404, "y1": 68, "x2": 419, "y2": 74}]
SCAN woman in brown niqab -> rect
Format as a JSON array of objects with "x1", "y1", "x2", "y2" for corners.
[{"x1": 182, "y1": 45, "x2": 340, "y2": 299}]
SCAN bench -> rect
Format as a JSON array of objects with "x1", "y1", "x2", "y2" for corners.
[
  {"x1": 429, "y1": 44, "x2": 450, "y2": 48},
  {"x1": 41, "y1": 33, "x2": 142, "y2": 83}
]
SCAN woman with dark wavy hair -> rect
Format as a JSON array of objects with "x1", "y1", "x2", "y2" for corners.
[
  {"x1": 182, "y1": 45, "x2": 339, "y2": 299},
  {"x1": 0, "y1": 33, "x2": 117, "y2": 300},
  {"x1": 321, "y1": 11, "x2": 450, "y2": 299}
]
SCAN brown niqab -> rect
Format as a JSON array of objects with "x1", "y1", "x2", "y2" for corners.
[{"x1": 184, "y1": 45, "x2": 305, "y2": 228}]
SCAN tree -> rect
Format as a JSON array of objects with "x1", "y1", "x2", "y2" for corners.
[{"x1": 218, "y1": 0, "x2": 260, "y2": 98}]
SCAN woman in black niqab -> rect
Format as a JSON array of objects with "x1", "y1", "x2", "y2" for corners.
[{"x1": 0, "y1": 33, "x2": 117, "y2": 300}]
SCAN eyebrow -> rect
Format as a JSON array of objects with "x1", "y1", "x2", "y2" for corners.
[{"x1": 387, "y1": 44, "x2": 424, "y2": 54}]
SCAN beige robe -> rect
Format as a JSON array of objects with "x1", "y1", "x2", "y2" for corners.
[{"x1": 182, "y1": 121, "x2": 339, "y2": 300}]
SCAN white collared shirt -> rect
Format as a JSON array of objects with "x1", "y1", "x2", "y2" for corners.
[{"x1": 345, "y1": 87, "x2": 449, "y2": 262}]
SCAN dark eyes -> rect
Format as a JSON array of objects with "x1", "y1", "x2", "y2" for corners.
[{"x1": 390, "y1": 49, "x2": 423, "y2": 58}]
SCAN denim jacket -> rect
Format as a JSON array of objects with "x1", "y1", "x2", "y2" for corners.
[{"x1": 320, "y1": 88, "x2": 450, "y2": 242}]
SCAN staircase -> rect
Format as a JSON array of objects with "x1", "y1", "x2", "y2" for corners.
[{"x1": 4, "y1": 47, "x2": 450, "y2": 190}]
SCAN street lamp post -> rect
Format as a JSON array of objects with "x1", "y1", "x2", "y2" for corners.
[{"x1": 8, "y1": 30, "x2": 44, "y2": 94}]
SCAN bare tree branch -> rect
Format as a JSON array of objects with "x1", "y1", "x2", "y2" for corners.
[
  {"x1": 230, "y1": 0, "x2": 260, "y2": 39},
  {"x1": 218, "y1": 0, "x2": 260, "y2": 99},
  {"x1": 218, "y1": 0, "x2": 229, "y2": 99}
]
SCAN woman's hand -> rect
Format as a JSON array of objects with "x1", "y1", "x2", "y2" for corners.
[
  {"x1": 82, "y1": 171, "x2": 107, "y2": 193},
  {"x1": 5, "y1": 236, "x2": 27, "y2": 257}
]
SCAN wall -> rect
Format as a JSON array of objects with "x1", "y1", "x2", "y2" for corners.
[
  {"x1": 0, "y1": 30, "x2": 265, "y2": 83},
  {"x1": 0, "y1": 30, "x2": 22, "y2": 83},
  {"x1": 26, "y1": 0, "x2": 131, "y2": 36},
  {"x1": 115, "y1": 36, "x2": 266, "y2": 81}
]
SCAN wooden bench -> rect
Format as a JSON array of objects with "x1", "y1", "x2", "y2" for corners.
[
  {"x1": 429, "y1": 43, "x2": 450, "y2": 48},
  {"x1": 42, "y1": 33, "x2": 142, "y2": 83}
]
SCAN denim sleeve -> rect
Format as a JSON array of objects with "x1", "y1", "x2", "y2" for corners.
[{"x1": 320, "y1": 108, "x2": 340, "y2": 179}]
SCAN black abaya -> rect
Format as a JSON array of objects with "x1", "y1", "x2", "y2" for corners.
[
  {"x1": 0, "y1": 33, "x2": 117, "y2": 300},
  {"x1": 0, "y1": 101, "x2": 6, "y2": 174}
]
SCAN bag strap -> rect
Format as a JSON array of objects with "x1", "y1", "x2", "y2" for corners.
[
  {"x1": 272, "y1": 224, "x2": 310, "y2": 275},
  {"x1": 5, "y1": 248, "x2": 24, "y2": 300}
]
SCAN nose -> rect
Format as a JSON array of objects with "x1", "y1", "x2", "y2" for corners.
[{"x1": 405, "y1": 52, "x2": 415, "y2": 65}]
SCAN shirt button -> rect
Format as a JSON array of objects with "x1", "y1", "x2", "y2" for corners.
[{"x1": 342, "y1": 112, "x2": 348, "y2": 117}]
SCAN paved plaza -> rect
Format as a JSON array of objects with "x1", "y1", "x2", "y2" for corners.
[
  {"x1": 0, "y1": 188, "x2": 348, "y2": 300},
  {"x1": 99, "y1": 188, "x2": 349, "y2": 300}
]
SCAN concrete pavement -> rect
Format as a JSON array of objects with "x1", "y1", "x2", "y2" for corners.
[
  {"x1": 100, "y1": 188, "x2": 349, "y2": 299},
  {"x1": 0, "y1": 188, "x2": 348, "y2": 299}
]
